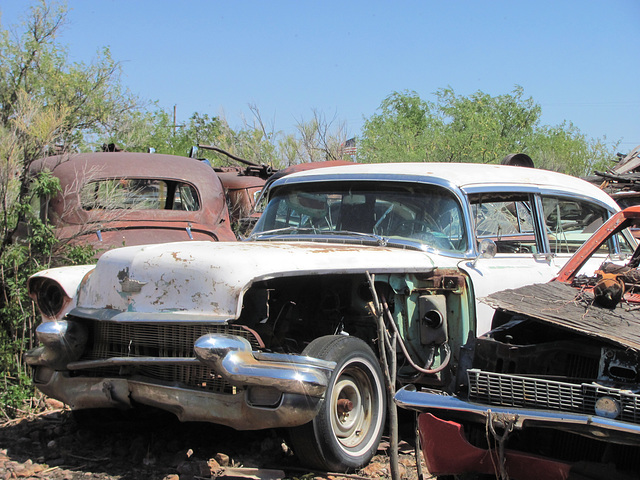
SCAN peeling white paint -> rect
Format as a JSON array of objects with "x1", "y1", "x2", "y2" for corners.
[{"x1": 76, "y1": 241, "x2": 441, "y2": 318}]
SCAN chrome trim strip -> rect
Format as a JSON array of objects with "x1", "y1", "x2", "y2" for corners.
[
  {"x1": 271, "y1": 172, "x2": 462, "y2": 192},
  {"x1": 67, "y1": 354, "x2": 335, "y2": 371},
  {"x1": 68, "y1": 357, "x2": 201, "y2": 369},
  {"x1": 253, "y1": 351, "x2": 337, "y2": 370},
  {"x1": 70, "y1": 307, "x2": 231, "y2": 324}
]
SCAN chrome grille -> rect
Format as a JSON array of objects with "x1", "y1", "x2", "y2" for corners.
[
  {"x1": 82, "y1": 321, "x2": 260, "y2": 359},
  {"x1": 468, "y1": 369, "x2": 640, "y2": 425},
  {"x1": 74, "y1": 319, "x2": 260, "y2": 394}
]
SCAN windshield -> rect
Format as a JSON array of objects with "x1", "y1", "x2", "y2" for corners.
[{"x1": 252, "y1": 181, "x2": 467, "y2": 253}]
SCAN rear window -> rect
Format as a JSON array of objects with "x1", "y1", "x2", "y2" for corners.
[{"x1": 80, "y1": 179, "x2": 200, "y2": 211}]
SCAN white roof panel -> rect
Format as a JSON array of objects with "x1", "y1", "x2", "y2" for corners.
[{"x1": 280, "y1": 162, "x2": 618, "y2": 210}]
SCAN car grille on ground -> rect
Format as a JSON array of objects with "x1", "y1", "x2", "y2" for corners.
[
  {"x1": 468, "y1": 369, "x2": 640, "y2": 425},
  {"x1": 73, "y1": 319, "x2": 261, "y2": 394}
]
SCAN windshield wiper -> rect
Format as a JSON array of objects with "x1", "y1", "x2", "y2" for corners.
[
  {"x1": 248, "y1": 227, "x2": 389, "y2": 246},
  {"x1": 247, "y1": 227, "x2": 317, "y2": 240},
  {"x1": 328, "y1": 230, "x2": 389, "y2": 246}
]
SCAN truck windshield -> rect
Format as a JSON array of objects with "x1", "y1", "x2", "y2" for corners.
[{"x1": 252, "y1": 182, "x2": 467, "y2": 253}]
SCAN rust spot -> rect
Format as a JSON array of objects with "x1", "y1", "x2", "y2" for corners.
[
  {"x1": 117, "y1": 268, "x2": 129, "y2": 282},
  {"x1": 171, "y1": 251, "x2": 193, "y2": 263}
]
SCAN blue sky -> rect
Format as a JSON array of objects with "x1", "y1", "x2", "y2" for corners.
[{"x1": 1, "y1": 1, "x2": 638, "y2": 152}]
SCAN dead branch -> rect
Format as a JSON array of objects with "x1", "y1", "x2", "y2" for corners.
[{"x1": 365, "y1": 271, "x2": 400, "y2": 480}]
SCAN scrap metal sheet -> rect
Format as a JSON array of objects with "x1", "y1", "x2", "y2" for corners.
[{"x1": 482, "y1": 281, "x2": 640, "y2": 352}]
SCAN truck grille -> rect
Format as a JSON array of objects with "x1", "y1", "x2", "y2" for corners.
[
  {"x1": 74, "y1": 319, "x2": 261, "y2": 394},
  {"x1": 468, "y1": 369, "x2": 640, "y2": 425}
]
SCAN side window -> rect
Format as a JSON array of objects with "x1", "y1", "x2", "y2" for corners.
[
  {"x1": 81, "y1": 179, "x2": 163, "y2": 210},
  {"x1": 470, "y1": 194, "x2": 537, "y2": 254},
  {"x1": 29, "y1": 190, "x2": 47, "y2": 222},
  {"x1": 617, "y1": 231, "x2": 635, "y2": 255},
  {"x1": 173, "y1": 183, "x2": 199, "y2": 211},
  {"x1": 541, "y1": 196, "x2": 608, "y2": 254}
]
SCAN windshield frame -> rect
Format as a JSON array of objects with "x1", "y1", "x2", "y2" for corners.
[{"x1": 249, "y1": 180, "x2": 470, "y2": 255}]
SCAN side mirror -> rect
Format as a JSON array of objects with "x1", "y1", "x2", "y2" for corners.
[{"x1": 472, "y1": 239, "x2": 497, "y2": 267}]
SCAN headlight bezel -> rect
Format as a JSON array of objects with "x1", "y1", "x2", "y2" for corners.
[{"x1": 29, "y1": 277, "x2": 70, "y2": 320}]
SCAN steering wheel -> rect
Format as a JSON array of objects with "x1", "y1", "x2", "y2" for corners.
[
  {"x1": 396, "y1": 216, "x2": 458, "y2": 251},
  {"x1": 397, "y1": 220, "x2": 430, "y2": 236},
  {"x1": 397, "y1": 213, "x2": 438, "y2": 237}
]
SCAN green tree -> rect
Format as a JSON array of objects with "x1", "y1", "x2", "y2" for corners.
[
  {"x1": 0, "y1": 1, "x2": 139, "y2": 150},
  {"x1": 359, "y1": 91, "x2": 441, "y2": 163},
  {"x1": 432, "y1": 86, "x2": 541, "y2": 163},
  {"x1": 106, "y1": 109, "x2": 222, "y2": 157},
  {"x1": 528, "y1": 122, "x2": 614, "y2": 176},
  {"x1": 105, "y1": 102, "x2": 354, "y2": 170},
  {"x1": 358, "y1": 87, "x2": 617, "y2": 175},
  {"x1": 104, "y1": 103, "x2": 280, "y2": 168},
  {"x1": 0, "y1": 0, "x2": 139, "y2": 417}
]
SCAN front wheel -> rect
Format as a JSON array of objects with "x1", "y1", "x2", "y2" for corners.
[{"x1": 288, "y1": 335, "x2": 386, "y2": 472}]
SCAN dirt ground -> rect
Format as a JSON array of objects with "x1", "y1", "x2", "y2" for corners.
[{"x1": 0, "y1": 399, "x2": 427, "y2": 480}]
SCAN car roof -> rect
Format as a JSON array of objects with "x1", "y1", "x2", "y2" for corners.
[
  {"x1": 274, "y1": 162, "x2": 618, "y2": 210},
  {"x1": 30, "y1": 152, "x2": 221, "y2": 188}
]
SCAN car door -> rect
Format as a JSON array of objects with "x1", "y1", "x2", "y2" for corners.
[
  {"x1": 459, "y1": 192, "x2": 559, "y2": 334},
  {"x1": 459, "y1": 192, "x2": 622, "y2": 335}
]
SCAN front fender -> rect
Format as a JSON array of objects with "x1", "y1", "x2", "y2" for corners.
[{"x1": 28, "y1": 265, "x2": 96, "y2": 321}]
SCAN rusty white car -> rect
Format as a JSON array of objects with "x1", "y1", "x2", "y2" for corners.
[{"x1": 25, "y1": 162, "x2": 626, "y2": 471}]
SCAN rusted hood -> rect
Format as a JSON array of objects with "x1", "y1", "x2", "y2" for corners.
[
  {"x1": 482, "y1": 282, "x2": 640, "y2": 352},
  {"x1": 76, "y1": 241, "x2": 440, "y2": 318}
]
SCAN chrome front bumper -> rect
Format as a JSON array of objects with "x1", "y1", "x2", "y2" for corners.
[
  {"x1": 395, "y1": 386, "x2": 640, "y2": 443},
  {"x1": 193, "y1": 333, "x2": 335, "y2": 397},
  {"x1": 26, "y1": 326, "x2": 336, "y2": 430},
  {"x1": 31, "y1": 367, "x2": 324, "y2": 429}
]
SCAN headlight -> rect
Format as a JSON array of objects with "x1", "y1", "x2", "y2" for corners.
[
  {"x1": 29, "y1": 278, "x2": 68, "y2": 319},
  {"x1": 595, "y1": 396, "x2": 621, "y2": 419}
]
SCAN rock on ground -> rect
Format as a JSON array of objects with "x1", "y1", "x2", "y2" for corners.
[{"x1": 0, "y1": 406, "x2": 425, "y2": 480}]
